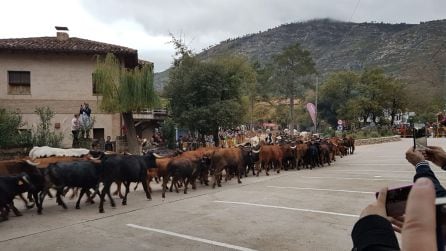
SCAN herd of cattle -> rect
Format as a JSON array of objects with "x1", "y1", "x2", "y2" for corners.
[{"x1": 0, "y1": 136, "x2": 355, "y2": 222}]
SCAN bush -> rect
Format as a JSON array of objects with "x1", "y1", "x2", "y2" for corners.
[
  {"x1": 0, "y1": 109, "x2": 31, "y2": 148},
  {"x1": 32, "y1": 107, "x2": 64, "y2": 147},
  {"x1": 348, "y1": 127, "x2": 395, "y2": 139}
]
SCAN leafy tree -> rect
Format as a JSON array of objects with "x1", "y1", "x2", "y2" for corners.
[
  {"x1": 272, "y1": 42, "x2": 316, "y2": 129},
  {"x1": 381, "y1": 79, "x2": 408, "y2": 125},
  {"x1": 319, "y1": 69, "x2": 409, "y2": 128},
  {"x1": 93, "y1": 54, "x2": 158, "y2": 154},
  {"x1": 165, "y1": 45, "x2": 252, "y2": 146},
  {"x1": 319, "y1": 71, "x2": 360, "y2": 127},
  {"x1": 160, "y1": 117, "x2": 176, "y2": 149}
]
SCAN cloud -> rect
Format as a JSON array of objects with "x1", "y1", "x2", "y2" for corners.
[
  {"x1": 1, "y1": 0, "x2": 444, "y2": 72},
  {"x1": 79, "y1": 0, "x2": 446, "y2": 71}
]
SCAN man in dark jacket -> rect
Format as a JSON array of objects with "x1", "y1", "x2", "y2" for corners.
[{"x1": 351, "y1": 147, "x2": 441, "y2": 251}]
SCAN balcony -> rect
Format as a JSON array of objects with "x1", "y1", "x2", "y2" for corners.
[{"x1": 133, "y1": 108, "x2": 168, "y2": 120}]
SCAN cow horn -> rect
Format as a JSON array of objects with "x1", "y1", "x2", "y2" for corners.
[
  {"x1": 252, "y1": 149, "x2": 260, "y2": 154},
  {"x1": 88, "y1": 156, "x2": 101, "y2": 161},
  {"x1": 290, "y1": 146, "x2": 296, "y2": 149},
  {"x1": 25, "y1": 159, "x2": 40, "y2": 166},
  {"x1": 22, "y1": 175, "x2": 31, "y2": 184},
  {"x1": 153, "y1": 152, "x2": 163, "y2": 158}
]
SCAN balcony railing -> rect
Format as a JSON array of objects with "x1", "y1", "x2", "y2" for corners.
[{"x1": 133, "y1": 108, "x2": 167, "y2": 120}]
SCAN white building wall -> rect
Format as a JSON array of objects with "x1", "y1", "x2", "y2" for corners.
[{"x1": 0, "y1": 52, "x2": 121, "y2": 148}]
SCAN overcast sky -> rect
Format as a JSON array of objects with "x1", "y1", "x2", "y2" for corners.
[{"x1": 0, "y1": 0, "x2": 445, "y2": 72}]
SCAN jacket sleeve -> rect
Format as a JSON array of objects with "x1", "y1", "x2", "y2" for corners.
[
  {"x1": 414, "y1": 161, "x2": 446, "y2": 197},
  {"x1": 351, "y1": 215, "x2": 400, "y2": 251}
]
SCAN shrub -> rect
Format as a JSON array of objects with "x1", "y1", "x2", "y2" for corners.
[
  {"x1": 32, "y1": 107, "x2": 64, "y2": 147},
  {"x1": 0, "y1": 109, "x2": 30, "y2": 148}
]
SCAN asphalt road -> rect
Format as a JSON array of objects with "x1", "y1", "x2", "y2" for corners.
[{"x1": 1, "y1": 138, "x2": 446, "y2": 251}]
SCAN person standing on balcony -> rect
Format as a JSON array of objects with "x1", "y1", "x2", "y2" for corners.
[
  {"x1": 71, "y1": 114, "x2": 80, "y2": 148},
  {"x1": 80, "y1": 103, "x2": 92, "y2": 138}
]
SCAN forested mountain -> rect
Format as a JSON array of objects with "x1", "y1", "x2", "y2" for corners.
[{"x1": 156, "y1": 18, "x2": 446, "y2": 99}]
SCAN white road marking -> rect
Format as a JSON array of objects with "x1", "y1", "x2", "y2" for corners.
[
  {"x1": 213, "y1": 201, "x2": 358, "y2": 218},
  {"x1": 344, "y1": 163, "x2": 407, "y2": 166},
  {"x1": 332, "y1": 169, "x2": 413, "y2": 173},
  {"x1": 302, "y1": 176, "x2": 411, "y2": 182},
  {"x1": 267, "y1": 186, "x2": 375, "y2": 194},
  {"x1": 127, "y1": 224, "x2": 257, "y2": 251}
]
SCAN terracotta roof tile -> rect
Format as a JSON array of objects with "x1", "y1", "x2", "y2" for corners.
[
  {"x1": 0, "y1": 36, "x2": 139, "y2": 67},
  {"x1": 0, "y1": 36, "x2": 137, "y2": 55}
]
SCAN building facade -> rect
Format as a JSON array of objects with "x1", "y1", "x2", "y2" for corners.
[{"x1": 0, "y1": 29, "x2": 142, "y2": 147}]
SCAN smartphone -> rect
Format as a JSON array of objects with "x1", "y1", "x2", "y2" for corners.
[
  {"x1": 413, "y1": 123, "x2": 427, "y2": 150},
  {"x1": 436, "y1": 197, "x2": 446, "y2": 250},
  {"x1": 376, "y1": 185, "x2": 413, "y2": 217}
]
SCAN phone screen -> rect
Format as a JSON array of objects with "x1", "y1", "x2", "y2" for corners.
[
  {"x1": 376, "y1": 185, "x2": 412, "y2": 217},
  {"x1": 413, "y1": 123, "x2": 427, "y2": 150},
  {"x1": 436, "y1": 197, "x2": 446, "y2": 250}
]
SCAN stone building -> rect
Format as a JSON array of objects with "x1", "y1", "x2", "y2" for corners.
[{"x1": 0, "y1": 27, "x2": 164, "y2": 148}]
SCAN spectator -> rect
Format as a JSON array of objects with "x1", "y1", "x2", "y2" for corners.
[
  {"x1": 71, "y1": 114, "x2": 80, "y2": 148},
  {"x1": 105, "y1": 136, "x2": 113, "y2": 151},
  {"x1": 406, "y1": 147, "x2": 446, "y2": 197},
  {"x1": 352, "y1": 177, "x2": 436, "y2": 251},
  {"x1": 351, "y1": 147, "x2": 446, "y2": 250},
  {"x1": 79, "y1": 103, "x2": 92, "y2": 138}
]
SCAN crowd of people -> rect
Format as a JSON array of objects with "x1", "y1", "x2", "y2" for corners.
[{"x1": 352, "y1": 146, "x2": 446, "y2": 250}]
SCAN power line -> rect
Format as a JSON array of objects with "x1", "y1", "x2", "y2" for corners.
[{"x1": 349, "y1": 0, "x2": 362, "y2": 22}]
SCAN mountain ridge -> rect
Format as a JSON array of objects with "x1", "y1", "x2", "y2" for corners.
[{"x1": 155, "y1": 18, "x2": 446, "y2": 95}]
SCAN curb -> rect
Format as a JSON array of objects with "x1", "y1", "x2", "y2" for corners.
[{"x1": 355, "y1": 135, "x2": 401, "y2": 146}]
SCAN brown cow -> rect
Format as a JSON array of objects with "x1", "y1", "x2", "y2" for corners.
[
  {"x1": 210, "y1": 148, "x2": 245, "y2": 188},
  {"x1": 319, "y1": 140, "x2": 331, "y2": 166},
  {"x1": 256, "y1": 145, "x2": 283, "y2": 176},
  {"x1": 280, "y1": 144, "x2": 296, "y2": 170},
  {"x1": 343, "y1": 136, "x2": 355, "y2": 154},
  {"x1": 295, "y1": 143, "x2": 308, "y2": 169}
]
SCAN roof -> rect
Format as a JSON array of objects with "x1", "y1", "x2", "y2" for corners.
[{"x1": 0, "y1": 36, "x2": 139, "y2": 67}]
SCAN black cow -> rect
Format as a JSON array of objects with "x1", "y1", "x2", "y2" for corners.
[
  {"x1": 98, "y1": 152, "x2": 158, "y2": 213},
  {"x1": 41, "y1": 160, "x2": 101, "y2": 210},
  {"x1": 0, "y1": 159, "x2": 44, "y2": 214},
  {"x1": 162, "y1": 156, "x2": 209, "y2": 198},
  {"x1": 0, "y1": 173, "x2": 35, "y2": 221},
  {"x1": 306, "y1": 142, "x2": 321, "y2": 169},
  {"x1": 245, "y1": 146, "x2": 260, "y2": 177}
]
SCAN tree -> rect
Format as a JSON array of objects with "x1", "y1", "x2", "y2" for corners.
[
  {"x1": 165, "y1": 44, "x2": 252, "y2": 146},
  {"x1": 160, "y1": 117, "x2": 176, "y2": 149},
  {"x1": 319, "y1": 69, "x2": 409, "y2": 128},
  {"x1": 93, "y1": 54, "x2": 158, "y2": 154},
  {"x1": 272, "y1": 43, "x2": 316, "y2": 130},
  {"x1": 319, "y1": 71, "x2": 360, "y2": 127}
]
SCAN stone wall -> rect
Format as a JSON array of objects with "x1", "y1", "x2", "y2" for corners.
[
  {"x1": 0, "y1": 147, "x2": 30, "y2": 160},
  {"x1": 355, "y1": 135, "x2": 401, "y2": 146}
]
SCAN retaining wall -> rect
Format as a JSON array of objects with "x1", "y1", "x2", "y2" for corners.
[{"x1": 355, "y1": 135, "x2": 401, "y2": 146}]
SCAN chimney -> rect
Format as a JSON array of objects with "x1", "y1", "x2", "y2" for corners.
[{"x1": 55, "y1": 26, "x2": 69, "y2": 41}]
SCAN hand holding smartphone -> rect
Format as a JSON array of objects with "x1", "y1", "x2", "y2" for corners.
[
  {"x1": 376, "y1": 185, "x2": 412, "y2": 217},
  {"x1": 413, "y1": 123, "x2": 428, "y2": 150}
]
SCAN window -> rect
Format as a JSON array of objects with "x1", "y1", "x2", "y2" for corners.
[
  {"x1": 8, "y1": 71, "x2": 31, "y2": 95},
  {"x1": 92, "y1": 73, "x2": 101, "y2": 95}
]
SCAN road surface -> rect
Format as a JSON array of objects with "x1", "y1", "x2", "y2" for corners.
[{"x1": 1, "y1": 138, "x2": 445, "y2": 251}]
